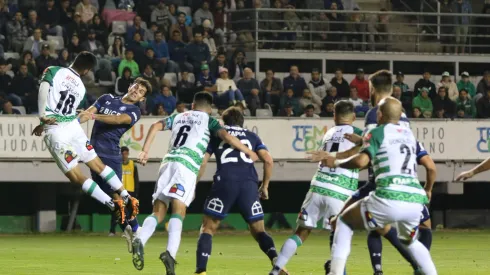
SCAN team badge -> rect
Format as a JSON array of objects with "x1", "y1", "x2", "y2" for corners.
[
  {"x1": 119, "y1": 106, "x2": 127, "y2": 111},
  {"x1": 64, "y1": 150, "x2": 76, "y2": 163},
  {"x1": 298, "y1": 208, "x2": 308, "y2": 221},
  {"x1": 207, "y1": 198, "x2": 224, "y2": 213},
  {"x1": 364, "y1": 211, "x2": 378, "y2": 228},
  {"x1": 169, "y1": 184, "x2": 185, "y2": 197},
  {"x1": 86, "y1": 141, "x2": 94, "y2": 151},
  {"x1": 251, "y1": 201, "x2": 263, "y2": 216}
]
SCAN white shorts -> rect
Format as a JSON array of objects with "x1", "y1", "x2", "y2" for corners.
[
  {"x1": 152, "y1": 161, "x2": 197, "y2": 207},
  {"x1": 360, "y1": 193, "x2": 423, "y2": 241},
  {"x1": 44, "y1": 120, "x2": 97, "y2": 174},
  {"x1": 297, "y1": 190, "x2": 345, "y2": 230}
]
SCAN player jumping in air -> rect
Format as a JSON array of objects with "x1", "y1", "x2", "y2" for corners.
[
  {"x1": 323, "y1": 98, "x2": 437, "y2": 275},
  {"x1": 77, "y1": 77, "x2": 153, "y2": 252},
  {"x1": 269, "y1": 101, "x2": 361, "y2": 275},
  {"x1": 195, "y1": 107, "x2": 288, "y2": 275},
  {"x1": 31, "y1": 52, "x2": 132, "y2": 223},
  {"x1": 132, "y1": 92, "x2": 258, "y2": 274}
]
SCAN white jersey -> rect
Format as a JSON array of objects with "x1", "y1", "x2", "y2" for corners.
[
  {"x1": 361, "y1": 123, "x2": 428, "y2": 204},
  {"x1": 162, "y1": 110, "x2": 223, "y2": 175},
  {"x1": 41, "y1": 66, "x2": 86, "y2": 124},
  {"x1": 310, "y1": 125, "x2": 363, "y2": 201}
]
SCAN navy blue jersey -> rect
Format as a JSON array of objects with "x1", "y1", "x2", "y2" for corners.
[
  {"x1": 90, "y1": 94, "x2": 141, "y2": 159},
  {"x1": 207, "y1": 125, "x2": 267, "y2": 182}
]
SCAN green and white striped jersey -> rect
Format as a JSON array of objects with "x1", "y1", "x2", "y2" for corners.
[
  {"x1": 162, "y1": 111, "x2": 222, "y2": 175},
  {"x1": 310, "y1": 125, "x2": 363, "y2": 201},
  {"x1": 361, "y1": 123, "x2": 429, "y2": 204},
  {"x1": 40, "y1": 66, "x2": 86, "y2": 124}
]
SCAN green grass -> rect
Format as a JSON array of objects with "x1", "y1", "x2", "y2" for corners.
[{"x1": 1, "y1": 231, "x2": 489, "y2": 274}]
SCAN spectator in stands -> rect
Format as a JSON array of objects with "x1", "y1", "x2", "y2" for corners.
[
  {"x1": 215, "y1": 67, "x2": 246, "y2": 109},
  {"x1": 75, "y1": 0, "x2": 97, "y2": 23},
  {"x1": 126, "y1": 32, "x2": 147, "y2": 63},
  {"x1": 26, "y1": 10, "x2": 43, "y2": 37},
  {"x1": 108, "y1": 36, "x2": 125, "y2": 63},
  {"x1": 67, "y1": 12, "x2": 88, "y2": 42},
  {"x1": 141, "y1": 64, "x2": 159, "y2": 93},
  {"x1": 23, "y1": 28, "x2": 44, "y2": 59},
  {"x1": 209, "y1": 51, "x2": 228, "y2": 78},
  {"x1": 476, "y1": 89, "x2": 490, "y2": 118},
  {"x1": 21, "y1": 51, "x2": 37, "y2": 77},
  {"x1": 232, "y1": 0, "x2": 255, "y2": 50},
  {"x1": 323, "y1": 86, "x2": 340, "y2": 108},
  {"x1": 414, "y1": 69, "x2": 436, "y2": 98},
  {"x1": 81, "y1": 29, "x2": 105, "y2": 57},
  {"x1": 153, "y1": 85, "x2": 176, "y2": 115},
  {"x1": 433, "y1": 86, "x2": 456, "y2": 118},
  {"x1": 170, "y1": 12, "x2": 192, "y2": 43},
  {"x1": 455, "y1": 88, "x2": 476, "y2": 118},
  {"x1": 186, "y1": 31, "x2": 211, "y2": 76},
  {"x1": 89, "y1": 14, "x2": 108, "y2": 48},
  {"x1": 126, "y1": 16, "x2": 149, "y2": 44},
  {"x1": 0, "y1": 62, "x2": 11, "y2": 99},
  {"x1": 194, "y1": 1, "x2": 214, "y2": 28},
  {"x1": 330, "y1": 68, "x2": 350, "y2": 98},
  {"x1": 439, "y1": 0, "x2": 453, "y2": 53},
  {"x1": 350, "y1": 68, "x2": 369, "y2": 101},
  {"x1": 115, "y1": 67, "x2": 133, "y2": 96},
  {"x1": 477, "y1": 71, "x2": 490, "y2": 96},
  {"x1": 168, "y1": 30, "x2": 191, "y2": 73},
  {"x1": 172, "y1": 101, "x2": 187, "y2": 115},
  {"x1": 118, "y1": 49, "x2": 140, "y2": 77},
  {"x1": 327, "y1": 2, "x2": 347, "y2": 50},
  {"x1": 457, "y1": 71, "x2": 476, "y2": 98},
  {"x1": 118, "y1": 0, "x2": 136, "y2": 10},
  {"x1": 278, "y1": 102, "x2": 294, "y2": 117},
  {"x1": 412, "y1": 87, "x2": 433, "y2": 118},
  {"x1": 228, "y1": 48, "x2": 247, "y2": 82},
  {"x1": 0, "y1": 100, "x2": 20, "y2": 114},
  {"x1": 10, "y1": 63, "x2": 36, "y2": 112},
  {"x1": 393, "y1": 85, "x2": 412, "y2": 117},
  {"x1": 213, "y1": 0, "x2": 237, "y2": 47},
  {"x1": 299, "y1": 89, "x2": 321, "y2": 114},
  {"x1": 35, "y1": 44, "x2": 56, "y2": 76},
  {"x1": 279, "y1": 89, "x2": 301, "y2": 116},
  {"x1": 139, "y1": 48, "x2": 161, "y2": 78},
  {"x1": 282, "y1": 4, "x2": 300, "y2": 50},
  {"x1": 312, "y1": 12, "x2": 329, "y2": 49},
  {"x1": 348, "y1": 86, "x2": 363, "y2": 107},
  {"x1": 260, "y1": 69, "x2": 283, "y2": 113},
  {"x1": 308, "y1": 68, "x2": 328, "y2": 99},
  {"x1": 345, "y1": 8, "x2": 367, "y2": 51},
  {"x1": 177, "y1": 70, "x2": 197, "y2": 103},
  {"x1": 437, "y1": 71, "x2": 458, "y2": 101},
  {"x1": 57, "y1": 48, "x2": 71, "y2": 67},
  {"x1": 202, "y1": 20, "x2": 217, "y2": 57},
  {"x1": 237, "y1": 68, "x2": 261, "y2": 115},
  {"x1": 393, "y1": 71, "x2": 410, "y2": 94},
  {"x1": 283, "y1": 65, "x2": 307, "y2": 98},
  {"x1": 150, "y1": 30, "x2": 179, "y2": 76},
  {"x1": 7, "y1": 12, "x2": 28, "y2": 53},
  {"x1": 67, "y1": 33, "x2": 82, "y2": 57},
  {"x1": 452, "y1": 0, "x2": 472, "y2": 54},
  {"x1": 38, "y1": 0, "x2": 63, "y2": 37},
  {"x1": 412, "y1": 107, "x2": 422, "y2": 118},
  {"x1": 262, "y1": 0, "x2": 284, "y2": 50},
  {"x1": 368, "y1": 9, "x2": 392, "y2": 51},
  {"x1": 60, "y1": 0, "x2": 74, "y2": 26},
  {"x1": 153, "y1": 104, "x2": 166, "y2": 116},
  {"x1": 167, "y1": 3, "x2": 178, "y2": 25},
  {"x1": 151, "y1": 0, "x2": 171, "y2": 34},
  {"x1": 320, "y1": 100, "x2": 334, "y2": 117},
  {"x1": 300, "y1": 104, "x2": 320, "y2": 118}
]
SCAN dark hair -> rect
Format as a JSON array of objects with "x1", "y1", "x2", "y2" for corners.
[
  {"x1": 222, "y1": 107, "x2": 244, "y2": 127},
  {"x1": 459, "y1": 88, "x2": 468, "y2": 94},
  {"x1": 153, "y1": 104, "x2": 165, "y2": 115},
  {"x1": 335, "y1": 68, "x2": 343, "y2": 73},
  {"x1": 438, "y1": 86, "x2": 447, "y2": 93},
  {"x1": 334, "y1": 100, "x2": 355, "y2": 117},
  {"x1": 172, "y1": 30, "x2": 181, "y2": 35},
  {"x1": 121, "y1": 146, "x2": 129, "y2": 153},
  {"x1": 311, "y1": 68, "x2": 320, "y2": 73},
  {"x1": 176, "y1": 101, "x2": 185, "y2": 105},
  {"x1": 370, "y1": 71, "x2": 392, "y2": 93},
  {"x1": 133, "y1": 77, "x2": 152, "y2": 94},
  {"x1": 193, "y1": 92, "x2": 213, "y2": 106},
  {"x1": 71, "y1": 51, "x2": 97, "y2": 71},
  {"x1": 122, "y1": 67, "x2": 132, "y2": 76},
  {"x1": 413, "y1": 107, "x2": 421, "y2": 112},
  {"x1": 305, "y1": 104, "x2": 315, "y2": 110}
]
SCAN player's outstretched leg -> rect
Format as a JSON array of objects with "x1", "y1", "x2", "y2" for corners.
[
  {"x1": 367, "y1": 231, "x2": 384, "y2": 275},
  {"x1": 195, "y1": 215, "x2": 220, "y2": 275},
  {"x1": 419, "y1": 210, "x2": 432, "y2": 250},
  {"x1": 66, "y1": 166, "x2": 115, "y2": 209},
  {"x1": 248, "y1": 220, "x2": 288, "y2": 275},
  {"x1": 400, "y1": 238, "x2": 437, "y2": 275},
  {"x1": 269, "y1": 226, "x2": 309, "y2": 275},
  {"x1": 380, "y1": 226, "x2": 419, "y2": 271},
  {"x1": 160, "y1": 199, "x2": 186, "y2": 275}
]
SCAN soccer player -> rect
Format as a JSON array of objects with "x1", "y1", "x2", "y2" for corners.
[
  {"x1": 77, "y1": 77, "x2": 152, "y2": 252},
  {"x1": 31, "y1": 52, "x2": 128, "y2": 222},
  {"x1": 132, "y1": 92, "x2": 258, "y2": 274},
  {"x1": 269, "y1": 101, "x2": 361, "y2": 275},
  {"x1": 194, "y1": 107, "x2": 287, "y2": 275},
  {"x1": 323, "y1": 98, "x2": 437, "y2": 275}
]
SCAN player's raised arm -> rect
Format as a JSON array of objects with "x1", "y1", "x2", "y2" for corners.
[
  {"x1": 138, "y1": 119, "x2": 166, "y2": 165},
  {"x1": 37, "y1": 73, "x2": 56, "y2": 125},
  {"x1": 257, "y1": 149, "x2": 273, "y2": 200},
  {"x1": 217, "y1": 129, "x2": 258, "y2": 162}
]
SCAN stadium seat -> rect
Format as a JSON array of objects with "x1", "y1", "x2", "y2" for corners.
[
  {"x1": 47, "y1": 35, "x2": 64, "y2": 51},
  {"x1": 178, "y1": 6, "x2": 191, "y2": 16},
  {"x1": 256, "y1": 108, "x2": 273, "y2": 117},
  {"x1": 188, "y1": 73, "x2": 195, "y2": 83},
  {"x1": 112, "y1": 21, "x2": 127, "y2": 34},
  {"x1": 3, "y1": 52, "x2": 19, "y2": 60},
  {"x1": 163, "y1": 73, "x2": 178, "y2": 87},
  {"x1": 12, "y1": 106, "x2": 26, "y2": 114}
]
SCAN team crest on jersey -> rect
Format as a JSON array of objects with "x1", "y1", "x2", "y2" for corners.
[
  {"x1": 251, "y1": 201, "x2": 263, "y2": 216},
  {"x1": 298, "y1": 208, "x2": 308, "y2": 221},
  {"x1": 64, "y1": 150, "x2": 77, "y2": 163},
  {"x1": 364, "y1": 211, "x2": 378, "y2": 228},
  {"x1": 119, "y1": 106, "x2": 127, "y2": 111},
  {"x1": 105, "y1": 101, "x2": 111, "y2": 105},
  {"x1": 207, "y1": 198, "x2": 224, "y2": 213},
  {"x1": 85, "y1": 141, "x2": 94, "y2": 151},
  {"x1": 169, "y1": 184, "x2": 185, "y2": 197}
]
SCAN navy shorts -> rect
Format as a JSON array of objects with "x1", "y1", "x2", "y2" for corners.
[
  {"x1": 420, "y1": 205, "x2": 431, "y2": 224},
  {"x1": 91, "y1": 156, "x2": 122, "y2": 195},
  {"x1": 203, "y1": 177, "x2": 264, "y2": 222}
]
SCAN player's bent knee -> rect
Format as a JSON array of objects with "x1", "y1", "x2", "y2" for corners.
[
  {"x1": 202, "y1": 215, "x2": 220, "y2": 234},
  {"x1": 65, "y1": 166, "x2": 87, "y2": 185},
  {"x1": 248, "y1": 220, "x2": 265, "y2": 235},
  {"x1": 170, "y1": 199, "x2": 187, "y2": 218},
  {"x1": 86, "y1": 157, "x2": 105, "y2": 174},
  {"x1": 398, "y1": 238, "x2": 414, "y2": 246},
  {"x1": 294, "y1": 226, "x2": 311, "y2": 242}
]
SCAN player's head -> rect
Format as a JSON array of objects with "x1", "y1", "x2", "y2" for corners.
[
  {"x1": 222, "y1": 107, "x2": 244, "y2": 127},
  {"x1": 71, "y1": 51, "x2": 97, "y2": 76},
  {"x1": 192, "y1": 92, "x2": 213, "y2": 114},
  {"x1": 125, "y1": 77, "x2": 152, "y2": 103},
  {"x1": 121, "y1": 146, "x2": 129, "y2": 162},
  {"x1": 376, "y1": 97, "x2": 402, "y2": 125},
  {"x1": 333, "y1": 100, "x2": 355, "y2": 125},
  {"x1": 369, "y1": 70, "x2": 393, "y2": 106}
]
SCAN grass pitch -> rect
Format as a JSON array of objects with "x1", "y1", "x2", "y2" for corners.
[{"x1": 1, "y1": 230, "x2": 489, "y2": 275}]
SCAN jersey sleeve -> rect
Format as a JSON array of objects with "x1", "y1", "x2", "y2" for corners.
[
  {"x1": 206, "y1": 137, "x2": 216, "y2": 156},
  {"x1": 163, "y1": 113, "x2": 177, "y2": 130},
  {"x1": 253, "y1": 133, "x2": 268, "y2": 152},
  {"x1": 126, "y1": 105, "x2": 141, "y2": 126},
  {"x1": 40, "y1": 66, "x2": 61, "y2": 86},
  {"x1": 360, "y1": 127, "x2": 383, "y2": 160},
  {"x1": 208, "y1": 116, "x2": 223, "y2": 136},
  {"x1": 416, "y1": 141, "x2": 428, "y2": 164},
  {"x1": 353, "y1": 126, "x2": 364, "y2": 136},
  {"x1": 93, "y1": 94, "x2": 111, "y2": 111}
]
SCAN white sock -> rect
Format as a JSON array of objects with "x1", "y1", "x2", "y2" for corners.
[
  {"x1": 81, "y1": 179, "x2": 114, "y2": 209},
  {"x1": 329, "y1": 218, "x2": 354, "y2": 275},
  {"x1": 272, "y1": 235, "x2": 302, "y2": 273},
  {"x1": 405, "y1": 240, "x2": 438, "y2": 275},
  {"x1": 166, "y1": 215, "x2": 183, "y2": 259},
  {"x1": 139, "y1": 215, "x2": 158, "y2": 246},
  {"x1": 99, "y1": 165, "x2": 123, "y2": 191}
]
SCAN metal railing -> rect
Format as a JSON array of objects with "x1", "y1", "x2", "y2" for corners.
[{"x1": 225, "y1": 8, "x2": 490, "y2": 55}]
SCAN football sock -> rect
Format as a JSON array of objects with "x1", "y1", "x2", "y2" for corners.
[
  {"x1": 167, "y1": 214, "x2": 183, "y2": 259},
  {"x1": 81, "y1": 179, "x2": 114, "y2": 209},
  {"x1": 367, "y1": 230, "x2": 383, "y2": 272},
  {"x1": 195, "y1": 233, "x2": 212, "y2": 273},
  {"x1": 99, "y1": 166, "x2": 126, "y2": 199},
  {"x1": 384, "y1": 227, "x2": 418, "y2": 270},
  {"x1": 256, "y1": 232, "x2": 278, "y2": 261},
  {"x1": 330, "y1": 218, "x2": 353, "y2": 275},
  {"x1": 403, "y1": 240, "x2": 437, "y2": 275},
  {"x1": 329, "y1": 230, "x2": 334, "y2": 250},
  {"x1": 129, "y1": 217, "x2": 139, "y2": 233},
  {"x1": 418, "y1": 228, "x2": 432, "y2": 250},
  {"x1": 139, "y1": 214, "x2": 158, "y2": 246},
  {"x1": 273, "y1": 234, "x2": 302, "y2": 272}
]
